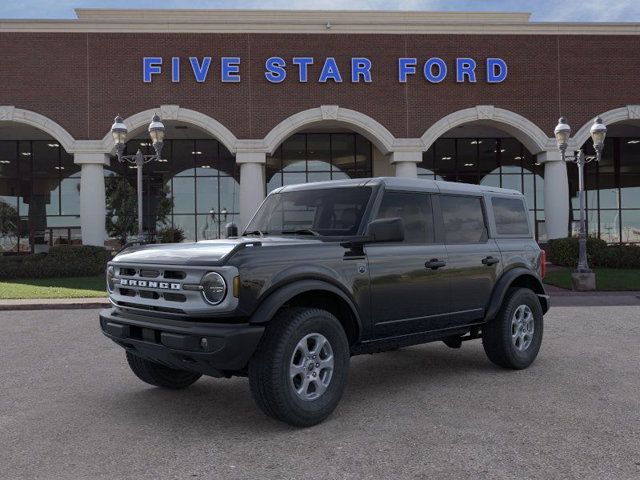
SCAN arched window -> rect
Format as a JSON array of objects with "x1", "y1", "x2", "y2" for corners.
[{"x1": 266, "y1": 133, "x2": 373, "y2": 193}]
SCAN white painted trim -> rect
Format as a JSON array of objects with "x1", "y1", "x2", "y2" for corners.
[
  {"x1": 570, "y1": 105, "x2": 640, "y2": 149},
  {"x1": 264, "y1": 106, "x2": 396, "y2": 155},
  {"x1": 1, "y1": 10, "x2": 639, "y2": 35},
  {"x1": 0, "y1": 106, "x2": 76, "y2": 152},
  {"x1": 99, "y1": 105, "x2": 239, "y2": 154},
  {"x1": 421, "y1": 105, "x2": 553, "y2": 154}
]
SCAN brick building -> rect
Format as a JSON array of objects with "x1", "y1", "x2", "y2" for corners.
[{"x1": 0, "y1": 9, "x2": 639, "y2": 250}]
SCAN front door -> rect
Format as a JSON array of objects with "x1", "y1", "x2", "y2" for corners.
[{"x1": 365, "y1": 190, "x2": 451, "y2": 338}]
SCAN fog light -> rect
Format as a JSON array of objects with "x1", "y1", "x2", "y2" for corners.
[
  {"x1": 106, "y1": 266, "x2": 115, "y2": 293},
  {"x1": 201, "y1": 272, "x2": 227, "y2": 305}
]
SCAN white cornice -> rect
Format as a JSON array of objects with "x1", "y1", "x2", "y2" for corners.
[{"x1": 0, "y1": 9, "x2": 639, "y2": 35}]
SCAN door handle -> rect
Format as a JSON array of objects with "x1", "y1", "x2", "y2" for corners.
[
  {"x1": 425, "y1": 258, "x2": 446, "y2": 270},
  {"x1": 482, "y1": 256, "x2": 500, "y2": 266}
]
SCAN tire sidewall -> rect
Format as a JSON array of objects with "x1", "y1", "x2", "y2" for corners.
[{"x1": 499, "y1": 289, "x2": 544, "y2": 369}]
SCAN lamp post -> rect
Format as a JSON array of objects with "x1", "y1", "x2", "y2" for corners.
[
  {"x1": 553, "y1": 116, "x2": 607, "y2": 288},
  {"x1": 111, "y1": 114, "x2": 165, "y2": 242}
]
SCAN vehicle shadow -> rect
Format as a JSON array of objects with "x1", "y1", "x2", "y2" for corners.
[{"x1": 102, "y1": 343, "x2": 498, "y2": 432}]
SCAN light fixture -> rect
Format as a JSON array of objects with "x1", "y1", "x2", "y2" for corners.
[
  {"x1": 192, "y1": 151, "x2": 203, "y2": 155},
  {"x1": 627, "y1": 139, "x2": 640, "y2": 144},
  {"x1": 139, "y1": 142, "x2": 150, "y2": 147},
  {"x1": 501, "y1": 148, "x2": 506, "y2": 152},
  {"x1": 554, "y1": 117, "x2": 571, "y2": 154},
  {"x1": 47, "y1": 143, "x2": 60, "y2": 148},
  {"x1": 441, "y1": 156, "x2": 452, "y2": 160},
  {"x1": 589, "y1": 116, "x2": 607, "y2": 152},
  {"x1": 110, "y1": 115, "x2": 128, "y2": 148},
  {"x1": 54, "y1": 166, "x2": 65, "y2": 170},
  {"x1": 0, "y1": 160, "x2": 10, "y2": 164},
  {"x1": 200, "y1": 165, "x2": 211, "y2": 168},
  {"x1": 470, "y1": 140, "x2": 483, "y2": 145},
  {"x1": 514, "y1": 156, "x2": 522, "y2": 160},
  {"x1": 464, "y1": 163, "x2": 475, "y2": 167},
  {"x1": 21, "y1": 152, "x2": 31, "y2": 156}
]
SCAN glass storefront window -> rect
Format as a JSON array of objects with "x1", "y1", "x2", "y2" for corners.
[{"x1": 266, "y1": 133, "x2": 373, "y2": 194}]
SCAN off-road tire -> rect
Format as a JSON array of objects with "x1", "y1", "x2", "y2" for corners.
[
  {"x1": 248, "y1": 307, "x2": 350, "y2": 427},
  {"x1": 482, "y1": 287, "x2": 543, "y2": 369},
  {"x1": 125, "y1": 351, "x2": 202, "y2": 389}
]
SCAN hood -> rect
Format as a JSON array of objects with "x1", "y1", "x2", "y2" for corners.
[{"x1": 112, "y1": 236, "x2": 323, "y2": 266}]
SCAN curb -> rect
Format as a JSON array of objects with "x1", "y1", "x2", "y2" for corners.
[{"x1": 0, "y1": 299, "x2": 110, "y2": 311}]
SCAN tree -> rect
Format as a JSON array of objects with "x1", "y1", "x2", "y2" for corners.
[
  {"x1": 0, "y1": 200, "x2": 19, "y2": 251},
  {"x1": 105, "y1": 176, "x2": 172, "y2": 245}
]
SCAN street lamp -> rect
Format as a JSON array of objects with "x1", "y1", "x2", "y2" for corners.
[
  {"x1": 553, "y1": 116, "x2": 607, "y2": 286},
  {"x1": 111, "y1": 113, "x2": 165, "y2": 242}
]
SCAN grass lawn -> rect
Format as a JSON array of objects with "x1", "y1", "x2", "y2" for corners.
[
  {"x1": 544, "y1": 268, "x2": 640, "y2": 291},
  {"x1": 0, "y1": 275, "x2": 106, "y2": 299}
]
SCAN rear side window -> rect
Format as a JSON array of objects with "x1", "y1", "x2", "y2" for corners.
[
  {"x1": 440, "y1": 195, "x2": 487, "y2": 244},
  {"x1": 375, "y1": 191, "x2": 434, "y2": 243},
  {"x1": 492, "y1": 197, "x2": 530, "y2": 235}
]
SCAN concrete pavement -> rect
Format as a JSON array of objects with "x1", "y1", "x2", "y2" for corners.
[{"x1": 0, "y1": 307, "x2": 639, "y2": 479}]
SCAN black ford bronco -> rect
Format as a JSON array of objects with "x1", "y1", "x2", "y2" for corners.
[{"x1": 100, "y1": 177, "x2": 549, "y2": 427}]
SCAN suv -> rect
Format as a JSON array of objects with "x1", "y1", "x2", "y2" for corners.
[{"x1": 100, "y1": 177, "x2": 549, "y2": 427}]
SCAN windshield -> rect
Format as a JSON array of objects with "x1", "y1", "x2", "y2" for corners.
[{"x1": 245, "y1": 187, "x2": 373, "y2": 237}]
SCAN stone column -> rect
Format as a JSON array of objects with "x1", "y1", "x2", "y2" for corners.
[
  {"x1": 538, "y1": 151, "x2": 570, "y2": 240},
  {"x1": 391, "y1": 150, "x2": 422, "y2": 178},
  {"x1": 75, "y1": 153, "x2": 109, "y2": 247},
  {"x1": 237, "y1": 151, "x2": 266, "y2": 230}
]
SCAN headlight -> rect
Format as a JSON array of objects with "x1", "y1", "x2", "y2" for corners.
[
  {"x1": 106, "y1": 266, "x2": 115, "y2": 293},
  {"x1": 201, "y1": 272, "x2": 227, "y2": 305}
]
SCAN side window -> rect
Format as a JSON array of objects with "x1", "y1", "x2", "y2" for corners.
[
  {"x1": 492, "y1": 197, "x2": 530, "y2": 235},
  {"x1": 375, "y1": 191, "x2": 434, "y2": 243},
  {"x1": 440, "y1": 195, "x2": 487, "y2": 244}
]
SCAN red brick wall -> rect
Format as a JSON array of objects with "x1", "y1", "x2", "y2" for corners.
[{"x1": 0, "y1": 32, "x2": 638, "y2": 142}]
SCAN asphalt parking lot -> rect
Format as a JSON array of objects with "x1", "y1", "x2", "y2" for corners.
[{"x1": 1, "y1": 306, "x2": 639, "y2": 480}]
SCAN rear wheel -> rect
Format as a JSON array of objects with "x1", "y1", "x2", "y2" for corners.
[
  {"x1": 125, "y1": 351, "x2": 202, "y2": 389},
  {"x1": 482, "y1": 288, "x2": 543, "y2": 369},
  {"x1": 248, "y1": 307, "x2": 350, "y2": 427}
]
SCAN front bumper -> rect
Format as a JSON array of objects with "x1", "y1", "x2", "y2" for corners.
[{"x1": 99, "y1": 308, "x2": 264, "y2": 377}]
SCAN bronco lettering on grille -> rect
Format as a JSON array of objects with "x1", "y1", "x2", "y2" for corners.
[{"x1": 119, "y1": 279, "x2": 181, "y2": 290}]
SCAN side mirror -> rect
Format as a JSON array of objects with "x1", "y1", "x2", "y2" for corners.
[
  {"x1": 225, "y1": 222, "x2": 239, "y2": 238},
  {"x1": 365, "y1": 217, "x2": 404, "y2": 243}
]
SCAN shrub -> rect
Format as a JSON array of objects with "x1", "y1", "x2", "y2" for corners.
[
  {"x1": 157, "y1": 226, "x2": 185, "y2": 244},
  {"x1": 548, "y1": 237, "x2": 640, "y2": 269},
  {"x1": 0, "y1": 245, "x2": 111, "y2": 280},
  {"x1": 547, "y1": 237, "x2": 607, "y2": 268}
]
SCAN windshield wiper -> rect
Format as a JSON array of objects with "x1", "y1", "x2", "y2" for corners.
[
  {"x1": 281, "y1": 228, "x2": 320, "y2": 236},
  {"x1": 243, "y1": 230, "x2": 267, "y2": 237}
]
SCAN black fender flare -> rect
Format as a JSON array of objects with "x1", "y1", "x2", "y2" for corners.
[
  {"x1": 248, "y1": 279, "x2": 363, "y2": 340},
  {"x1": 484, "y1": 267, "x2": 549, "y2": 321}
]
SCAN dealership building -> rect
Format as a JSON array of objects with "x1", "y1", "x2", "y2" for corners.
[{"x1": 0, "y1": 9, "x2": 639, "y2": 251}]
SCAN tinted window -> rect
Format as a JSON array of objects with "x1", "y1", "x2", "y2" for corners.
[
  {"x1": 245, "y1": 187, "x2": 372, "y2": 236},
  {"x1": 441, "y1": 195, "x2": 487, "y2": 243},
  {"x1": 492, "y1": 197, "x2": 530, "y2": 235},
  {"x1": 375, "y1": 191, "x2": 434, "y2": 243}
]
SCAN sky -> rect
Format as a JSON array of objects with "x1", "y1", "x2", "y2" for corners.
[{"x1": 0, "y1": 0, "x2": 639, "y2": 22}]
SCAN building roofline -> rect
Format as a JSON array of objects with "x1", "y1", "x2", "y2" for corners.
[{"x1": 0, "y1": 9, "x2": 639, "y2": 35}]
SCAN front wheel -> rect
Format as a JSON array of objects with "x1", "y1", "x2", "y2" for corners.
[
  {"x1": 482, "y1": 288, "x2": 544, "y2": 369},
  {"x1": 248, "y1": 307, "x2": 350, "y2": 427}
]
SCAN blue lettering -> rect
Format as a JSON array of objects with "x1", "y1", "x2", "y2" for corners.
[
  {"x1": 487, "y1": 58, "x2": 508, "y2": 83},
  {"x1": 351, "y1": 58, "x2": 372, "y2": 83},
  {"x1": 319, "y1": 57, "x2": 342, "y2": 83},
  {"x1": 424, "y1": 57, "x2": 447, "y2": 83},
  {"x1": 143, "y1": 57, "x2": 162, "y2": 83},
  {"x1": 189, "y1": 57, "x2": 212, "y2": 83},
  {"x1": 221, "y1": 57, "x2": 241, "y2": 82},
  {"x1": 171, "y1": 57, "x2": 180, "y2": 83},
  {"x1": 265, "y1": 57, "x2": 287, "y2": 83},
  {"x1": 398, "y1": 58, "x2": 417, "y2": 83},
  {"x1": 292, "y1": 57, "x2": 314, "y2": 82},
  {"x1": 456, "y1": 58, "x2": 477, "y2": 83}
]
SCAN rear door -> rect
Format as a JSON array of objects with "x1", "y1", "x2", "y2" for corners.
[
  {"x1": 437, "y1": 194, "x2": 502, "y2": 326},
  {"x1": 365, "y1": 190, "x2": 451, "y2": 338}
]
